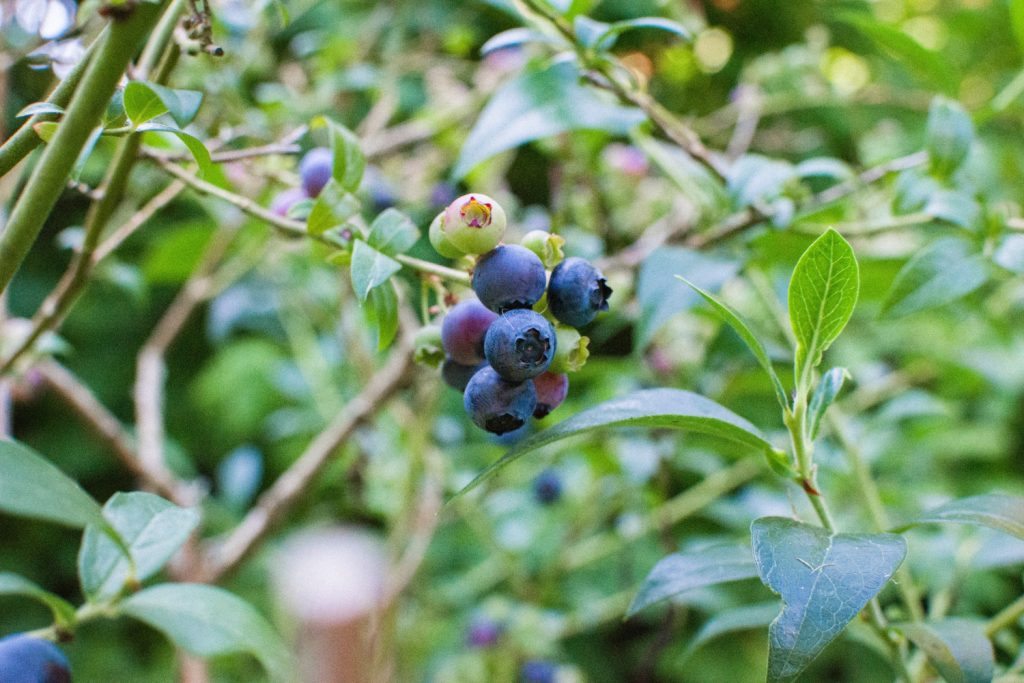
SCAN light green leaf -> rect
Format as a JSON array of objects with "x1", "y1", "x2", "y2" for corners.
[
  {"x1": 925, "y1": 97, "x2": 974, "y2": 177},
  {"x1": 453, "y1": 61, "x2": 644, "y2": 179},
  {"x1": 481, "y1": 28, "x2": 559, "y2": 55},
  {"x1": 350, "y1": 239, "x2": 402, "y2": 303},
  {"x1": 678, "y1": 276, "x2": 789, "y2": 411},
  {"x1": 788, "y1": 229, "x2": 859, "y2": 376},
  {"x1": 16, "y1": 102, "x2": 65, "y2": 118},
  {"x1": 1013, "y1": 0, "x2": 1024, "y2": 56},
  {"x1": 794, "y1": 157, "x2": 854, "y2": 182},
  {"x1": 367, "y1": 208, "x2": 420, "y2": 255},
  {"x1": 752, "y1": 517, "x2": 907, "y2": 683},
  {"x1": 124, "y1": 81, "x2": 169, "y2": 125},
  {"x1": 0, "y1": 572, "x2": 77, "y2": 628},
  {"x1": 121, "y1": 583, "x2": 293, "y2": 682},
  {"x1": 807, "y1": 367, "x2": 848, "y2": 440},
  {"x1": 364, "y1": 279, "x2": 400, "y2": 350},
  {"x1": 573, "y1": 15, "x2": 610, "y2": 48},
  {"x1": 925, "y1": 190, "x2": 980, "y2": 229},
  {"x1": 685, "y1": 602, "x2": 780, "y2": 659},
  {"x1": 880, "y1": 238, "x2": 989, "y2": 318},
  {"x1": 628, "y1": 545, "x2": 757, "y2": 617},
  {"x1": 897, "y1": 619, "x2": 994, "y2": 683},
  {"x1": 33, "y1": 121, "x2": 59, "y2": 142},
  {"x1": 306, "y1": 179, "x2": 361, "y2": 236},
  {"x1": 455, "y1": 389, "x2": 773, "y2": 497},
  {"x1": 312, "y1": 117, "x2": 365, "y2": 192},
  {"x1": 0, "y1": 439, "x2": 104, "y2": 530},
  {"x1": 896, "y1": 494, "x2": 1024, "y2": 540},
  {"x1": 78, "y1": 492, "x2": 200, "y2": 602},
  {"x1": 137, "y1": 122, "x2": 214, "y2": 179},
  {"x1": 141, "y1": 82, "x2": 203, "y2": 128}
]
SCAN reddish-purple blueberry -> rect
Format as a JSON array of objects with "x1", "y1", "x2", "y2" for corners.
[
  {"x1": 465, "y1": 617, "x2": 503, "y2": 648},
  {"x1": 531, "y1": 372, "x2": 568, "y2": 419},
  {"x1": 270, "y1": 187, "x2": 306, "y2": 217},
  {"x1": 441, "y1": 299, "x2": 498, "y2": 365}
]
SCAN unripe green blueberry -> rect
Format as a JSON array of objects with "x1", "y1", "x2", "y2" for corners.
[
  {"x1": 442, "y1": 193, "x2": 506, "y2": 254},
  {"x1": 549, "y1": 325, "x2": 589, "y2": 373},
  {"x1": 413, "y1": 325, "x2": 444, "y2": 368},
  {"x1": 428, "y1": 212, "x2": 465, "y2": 259},
  {"x1": 520, "y1": 230, "x2": 565, "y2": 269}
]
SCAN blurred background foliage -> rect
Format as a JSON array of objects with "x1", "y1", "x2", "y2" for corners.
[{"x1": 2, "y1": 0, "x2": 1024, "y2": 680}]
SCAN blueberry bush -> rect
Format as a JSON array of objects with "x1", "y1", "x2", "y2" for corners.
[{"x1": 1, "y1": 0, "x2": 1023, "y2": 681}]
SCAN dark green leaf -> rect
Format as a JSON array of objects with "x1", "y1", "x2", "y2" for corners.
[
  {"x1": 0, "y1": 439, "x2": 105, "y2": 529},
  {"x1": 896, "y1": 494, "x2": 1024, "y2": 540},
  {"x1": 306, "y1": 179, "x2": 361, "y2": 236},
  {"x1": 16, "y1": 102, "x2": 65, "y2": 118},
  {"x1": 367, "y1": 208, "x2": 420, "y2": 255},
  {"x1": 628, "y1": 545, "x2": 758, "y2": 617},
  {"x1": 455, "y1": 389, "x2": 774, "y2": 497},
  {"x1": 925, "y1": 97, "x2": 974, "y2": 177},
  {"x1": 121, "y1": 583, "x2": 292, "y2": 682},
  {"x1": 808, "y1": 367, "x2": 848, "y2": 440},
  {"x1": 137, "y1": 123, "x2": 214, "y2": 179},
  {"x1": 364, "y1": 279, "x2": 399, "y2": 351},
  {"x1": 453, "y1": 61, "x2": 644, "y2": 179},
  {"x1": 788, "y1": 229, "x2": 860, "y2": 374},
  {"x1": 124, "y1": 81, "x2": 169, "y2": 126},
  {"x1": 752, "y1": 517, "x2": 907, "y2": 683},
  {"x1": 685, "y1": 602, "x2": 779, "y2": 659},
  {"x1": 313, "y1": 117, "x2": 365, "y2": 192},
  {"x1": 350, "y1": 239, "x2": 402, "y2": 303},
  {"x1": 678, "y1": 276, "x2": 789, "y2": 411},
  {"x1": 0, "y1": 572, "x2": 77, "y2": 628},
  {"x1": 880, "y1": 238, "x2": 989, "y2": 318},
  {"x1": 79, "y1": 492, "x2": 200, "y2": 602},
  {"x1": 897, "y1": 619, "x2": 993, "y2": 683}
]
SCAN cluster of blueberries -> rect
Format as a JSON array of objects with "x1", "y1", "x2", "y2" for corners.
[
  {"x1": 428, "y1": 194, "x2": 612, "y2": 436},
  {"x1": 0, "y1": 634, "x2": 71, "y2": 682}
]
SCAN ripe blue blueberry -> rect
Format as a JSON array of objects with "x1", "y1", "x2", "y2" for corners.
[
  {"x1": 298, "y1": 147, "x2": 332, "y2": 198},
  {"x1": 0, "y1": 634, "x2": 71, "y2": 683},
  {"x1": 473, "y1": 245, "x2": 547, "y2": 313},
  {"x1": 532, "y1": 372, "x2": 568, "y2": 419},
  {"x1": 484, "y1": 309, "x2": 556, "y2": 382},
  {"x1": 361, "y1": 166, "x2": 396, "y2": 212},
  {"x1": 533, "y1": 468, "x2": 563, "y2": 504},
  {"x1": 547, "y1": 257, "x2": 612, "y2": 328},
  {"x1": 521, "y1": 660, "x2": 557, "y2": 683},
  {"x1": 465, "y1": 617, "x2": 502, "y2": 648},
  {"x1": 442, "y1": 359, "x2": 485, "y2": 392},
  {"x1": 463, "y1": 366, "x2": 537, "y2": 435},
  {"x1": 442, "y1": 299, "x2": 498, "y2": 365}
]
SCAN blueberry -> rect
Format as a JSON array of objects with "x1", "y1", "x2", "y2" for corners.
[
  {"x1": 472, "y1": 245, "x2": 547, "y2": 313},
  {"x1": 521, "y1": 660, "x2": 557, "y2": 683},
  {"x1": 0, "y1": 634, "x2": 71, "y2": 683},
  {"x1": 430, "y1": 182, "x2": 459, "y2": 209},
  {"x1": 484, "y1": 309, "x2": 556, "y2": 382},
  {"x1": 532, "y1": 372, "x2": 568, "y2": 419},
  {"x1": 442, "y1": 194, "x2": 506, "y2": 254},
  {"x1": 442, "y1": 358, "x2": 485, "y2": 392},
  {"x1": 533, "y1": 468, "x2": 563, "y2": 504},
  {"x1": 413, "y1": 325, "x2": 444, "y2": 368},
  {"x1": 442, "y1": 299, "x2": 498, "y2": 365},
  {"x1": 299, "y1": 147, "x2": 332, "y2": 198},
  {"x1": 464, "y1": 366, "x2": 537, "y2": 435},
  {"x1": 547, "y1": 257, "x2": 612, "y2": 328},
  {"x1": 520, "y1": 230, "x2": 565, "y2": 269},
  {"x1": 549, "y1": 326, "x2": 589, "y2": 374},
  {"x1": 465, "y1": 617, "x2": 502, "y2": 648},
  {"x1": 270, "y1": 187, "x2": 307, "y2": 218},
  {"x1": 428, "y1": 212, "x2": 465, "y2": 259},
  {"x1": 361, "y1": 166, "x2": 397, "y2": 212}
]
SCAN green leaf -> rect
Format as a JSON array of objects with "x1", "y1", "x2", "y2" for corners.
[
  {"x1": 573, "y1": 16, "x2": 610, "y2": 48},
  {"x1": 367, "y1": 208, "x2": 420, "y2": 255},
  {"x1": 925, "y1": 97, "x2": 974, "y2": 177},
  {"x1": 880, "y1": 238, "x2": 989, "y2": 318},
  {"x1": 727, "y1": 154, "x2": 795, "y2": 208},
  {"x1": 481, "y1": 28, "x2": 558, "y2": 55},
  {"x1": 16, "y1": 102, "x2": 65, "y2": 118},
  {"x1": 124, "y1": 81, "x2": 169, "y2": 126},
  {"x1": 121, "y1": 583, "x2": 293, "y2": 682},
  {"x1": 0, "y1": 572, "x2": 77, "y2": 628},
  {"x1": 455, "y1": 388, "x2": 773, "y2": 497},
  {"x1": 628, "y1": 545, "x2": 758, "y2": 617},
  {"x1": 78, "y1": 492, "x2": 200, "y2": 602},
  {"x1": 306, "y1": 179, "x2": 361, "y2": 236},
  {"x1": 312, "y1": 117, "x2": 365, "y2": 192},
  {"x1": 141, "y1": 82, "x2": 203, "y2": 128},
  {"x1": 137, "y1": 123, "x2": 214, "y2": 179},
  {"x1": 751, "y1": 517, "x2": 907, "y2": 683},
  {"x1": 594, "y1": 17, "x2": 691, "y2": 50},
  {"x1": 807, "y1": 367, "x2": 848, "y2": 440},
  {"x1": 788, "y1": 229, "x2": 859, "y2": 376},
  {"x1": 364, "y1": 279, "x2": 400, "y2": 350},
  {"x1": 685, "y1": 602, "x2": 780, "y2": 659},
  {"x1": 33, "y1": 121, "x2": 59, "y2": 142},
  {"x1": 350, "y1": 239, "x2": 402, "y2": 303},
  {"x1": 925, "y1": 190, "x2": 980, "y2": 229},
  {"x1": 794, "y1": 157, "x2": 854, "y2": 183},
  {"x1": 453, "y1": 61, "x2": 644, "y2": 179},
  {"x1": 677, "y1": 276, "x2": 789, "y2": 411},
  {"x1": 635, "y1": 247, "x2": 739, "y2": 351},
  {"x1": 896, "y1": 619, "x2": 994, "y2": 683},
  {"x1": 0, "y1": 439, "x2": 105, "y2": 529},
  {"x1": 896, "y1": 494, "x2": 1024, "y2": 540},
  {"x1": 1013, "y1": 0, "x2": 1024, "y2": 56}
]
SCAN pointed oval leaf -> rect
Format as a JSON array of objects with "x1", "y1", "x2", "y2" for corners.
[
  {"x1": 788, "y1": 229, "x2": 859, "y2": 373},
  {"x1": 124, "y1": 81, "x2": 169, "y2": 126},
  {"x1": 79, "y1": 492, "x2": 200, "y2": 602},
  {"x1": 312, "y1": 117, "x2": 365, "y2": 192},
  {"x1": 142, "y1": 81, "x2": 203, "y2": 128},
  {"x1": 0, "y1": 572, "x2": 77, "y2": 628},
  {"x1": 455, "y1": 388, "x2": 773, "y2": 497},
  {"x1": 137, "y1": 123, "x2": 214, "y2": 179},
  {"x1": 350, "y1": 239, "x2": 402, "y2": 303},
  {"x1": 807, "y1": 367, "x2": 849, "y2": 440},
  {"x1": 925, "y1": 97, "x2": 974, "y2": 177},
  {"x1": 481, "y1": 27, "x2": 558, "y2": 55},
  {"x1": 628, "y1": 545, "x2": 758, "y2": 617},
  {"x1": 685, "y1": 602, "x2": 780, "y2": 659},
  {"x1": 364, "y1": 279, "x2": 399, "y2": 350},
  {"x1": 897, "y1": 619, "x2": 994, "y2": 683},
  {"x1": 751, "y1": 516, "x2": 907, "y2": 683},
  {"x1": 367, "y1": 208, "x2": 420, "y2": 255},
  {"x1": 121, "y1": 583, "x2": 293, "y2": 682},
  {"x1": 895, "y1": 494, "x2": 1024, "y2": 540},
  {"x1": 306, "y1": 178, "x2": 361, "y2": 236},
  {"x1": 0, "y1": 439, "x2": 104, "y2": 529},
  {"x1": 16, "y1": 102, "x2": 65, "y2": 118},
  {"x1": 880, "y1": 238, "x2": 989, "y2": 318},
  {"x1": 595, "y1": 17, "x2": 691, "y2": 50}
]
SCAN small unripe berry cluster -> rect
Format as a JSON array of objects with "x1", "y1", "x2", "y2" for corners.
[{"x1": 425, "y1": 194, "x2": 612, "y2": 435}]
